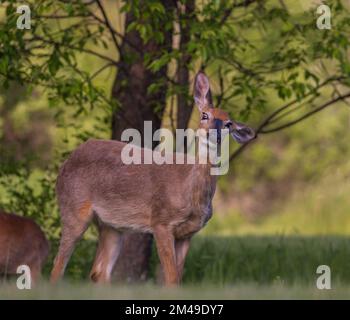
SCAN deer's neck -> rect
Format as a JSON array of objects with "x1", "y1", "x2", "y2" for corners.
[
  {"x1": 196, "y1": 135, "x2": 220, "y2": 166},
  {"x1": 190, "y1": 162, "x2": 216, "y2": 226},
  {"x1": 191, "y1": 137, "x2": 218, "y2": 214}
]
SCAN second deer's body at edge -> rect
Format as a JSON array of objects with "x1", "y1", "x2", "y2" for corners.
[{"x1": 50, "y1": 72, "x2": 255, "y2": 286}]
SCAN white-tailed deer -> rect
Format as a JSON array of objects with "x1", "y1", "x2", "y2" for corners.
[
  {"x1": 50, "y1": 72, "x2": 255, "y2": 286},
  {"x1": 0, "y1": 210, "x2": 49, "y2": 283}
]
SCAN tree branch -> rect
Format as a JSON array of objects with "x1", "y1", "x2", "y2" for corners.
[
  {"x1": 90, "y1": 62, "x2": 115, "y2": 80},
  {"x1": 25, "y1": 35, "x2": 119, "y2": 66},
  {"x1": 87, "y1": 7, "x2": 144, "y2": 54},
  {"x1": 220, "y1": 0, "x2": 258, "y2": 25},
  {"x1": 261, "y1": 92, "x2": 350, "y2": 133},
  {"x1": 216, "y1": 66, "x2": 225, "y2": 108},
  {"x1": 95, "y1": 0, "x2": 121, "y2": 53},
  {"x1": 229, "y1": 80, "x2": 349, "y2": 162}
]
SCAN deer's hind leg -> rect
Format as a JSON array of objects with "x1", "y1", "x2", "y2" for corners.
[
  {"x1": 90, "y1": 224, "x2": 122, "y2": 284},
  {"x1": 50, "y1": 201, "x2": 93, "y2": 284},
  {"x1": 175, "y1": 238, "x2": 191, "y2": 282}
]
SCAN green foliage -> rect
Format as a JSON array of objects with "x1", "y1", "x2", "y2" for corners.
[
  {"x1": 212, "y1": 158, "x2": 350, "y2": 236},
  {"x1": 223, "y1": 103, "x2": 350, "y2": 195},
  {"x1": 0, "y1": 0, "x2": 114, "y2": 113},
  {"x1": 1, "y1": 0, "x2": 350, "y2": 121},
  {"x1": 1, "y1": 0, "x2": 350, "y2": 247},
  {"x1": 0, "y1": 166, "x2": 60, "y2": 239}
]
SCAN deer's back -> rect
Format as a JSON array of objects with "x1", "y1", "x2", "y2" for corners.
[
  {"x1": 0, "y1": 211, "x2": 49, "y2": 274},
  {"x1": 56, "y1": 139, "x2": 202, "y2": 233}
]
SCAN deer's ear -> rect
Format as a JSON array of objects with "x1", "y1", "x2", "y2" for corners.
[
  {"x1": 231, "y1": 121, "x2": 256, "y2": 144},
  {"x1": 194, "y1": 72, "x2": 212, "y2": 111}
]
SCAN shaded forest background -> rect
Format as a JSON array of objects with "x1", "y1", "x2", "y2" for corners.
[{"x1": 1, "y1": 0, "x2": 350, "y2": 284}]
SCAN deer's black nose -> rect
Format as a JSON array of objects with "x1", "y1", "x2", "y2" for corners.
[{"x1": 225, "y1": 121, "x2": 233, "y2": 129}]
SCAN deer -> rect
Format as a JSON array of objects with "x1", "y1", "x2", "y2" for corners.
[
  {"x1": 50, "y1": 72, "x2": 256, "y2": 286},
  {"x1": 0, "y1": 210, "x2": 49, "y2": 284}
]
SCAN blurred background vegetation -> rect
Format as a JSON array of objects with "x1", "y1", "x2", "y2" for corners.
[{"x1": 1, "y1": 0, "x2": 350, "y2": 291}]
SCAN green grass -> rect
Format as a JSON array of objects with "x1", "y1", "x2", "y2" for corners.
[
  {"x1": 3, "y1": 234, "x2": 350, "y2": 299},
  {"x1": 181, "y1": 236, "x2": 350, "y2": 285},
  {"x1": 0, "y1": 235, "x2": 343, "y2": 299},
  {"x1": 36, "y1": 235, "x2": 350, "y2": 290},
  {"x1": 0, "y1": 282, "x2": 348, "y2": 300}
]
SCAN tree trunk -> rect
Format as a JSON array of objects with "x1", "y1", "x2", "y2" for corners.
[
  {"x1": 176, "y1": 0, "x2": 195, "y2": 131},
  {"x1": 111, "y1": 1, "x2": 173, "y2": 283}
]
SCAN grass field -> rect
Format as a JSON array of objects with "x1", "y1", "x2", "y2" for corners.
[
  {"x1": 1, "y1": 282, "x2": 349, "y2": 300},
  {"x1": 1, "y1": 235, "x2": 349, "y2": 299},
  {"x1": 39, "y1": 236, "x2": 350, "y2": 285}
]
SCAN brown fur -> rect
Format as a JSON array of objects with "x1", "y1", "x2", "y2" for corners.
[
  {"x1": 50, "y1": 72, "x2": 254, "y2": 286},
  {"x1": 78, "y1": 201, "x2": 93, "y2": 220},
  {"x1": 0, "y1": 211, "x2": 49, "y2": 283}
]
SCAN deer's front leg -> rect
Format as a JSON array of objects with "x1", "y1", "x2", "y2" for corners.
[
  {"x1": 153, "y1": 226, "x2": 178, "y2": 286},
  {"x1": 175, "y1": 238, "x2": 191, "y2": 282}
]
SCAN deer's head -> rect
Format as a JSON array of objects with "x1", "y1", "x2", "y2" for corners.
[{"x1": 194, "y1": 72, "x2": 256, "y2": 145}]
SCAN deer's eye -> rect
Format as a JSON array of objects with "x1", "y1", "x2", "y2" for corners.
[{"x1": 201, "y1": 113, "x2": 209, "y2": 120}]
